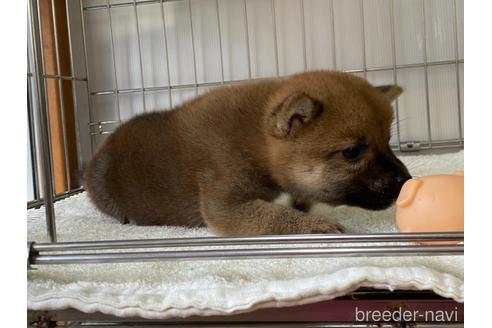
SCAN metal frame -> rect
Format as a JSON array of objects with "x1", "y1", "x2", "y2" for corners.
[
  {"x1": 28, "y1": 232, "x2": 463, "y2": 265},
  {"x1": 87, "y1": 58, "x2": 463, "y2": 98},
  {"x1": 29, "y1": 0, "x2": 57, "y2": 242},
  {"x1": 27, "y1": 47, "x2": 40, "y2": 201}
]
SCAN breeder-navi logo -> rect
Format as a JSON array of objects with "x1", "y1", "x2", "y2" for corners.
[{"x1": 355, "y1": 306, "x2": 459, "y2": 323}]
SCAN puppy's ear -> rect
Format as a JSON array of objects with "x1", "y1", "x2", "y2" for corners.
[
  {"x1": 376, "y1": 85, "x2": 403, "y2": 103},
  {"x1": 269, "y1": 92, "x2": 322, "y2": 137}
]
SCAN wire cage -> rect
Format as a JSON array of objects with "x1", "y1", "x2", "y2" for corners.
[{"x1": 27, "y1": 0, "x2": 464, "y2": 326}]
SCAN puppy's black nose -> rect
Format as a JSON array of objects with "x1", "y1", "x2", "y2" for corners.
[{"x1": 396, "y1": 175, "x2": 411, "y2": 188}]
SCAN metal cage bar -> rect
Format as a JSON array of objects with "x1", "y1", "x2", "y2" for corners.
[
  {"x1": 132, "y1": 0, "x2": 148, "y2": 111},
  {"x1": 29, "y1": 244, "x2": 463, "y2": 265},
  {"x1": 187, "y1": 0, "x2": 199, "y2": 96},
  {"x1": 421, "y1": 0, "x2": 433, "y2": 149},
  {"x1": 105, "y1": 0, "x2": 122, "y2": 122},
  {"x1": 41, "y1": 74, "x2": 87, "y2": 81},
  {"x1": 300, "y1": 0, "x2": 307, "y2": 71},
  {"x1": 32, "y1": 232, "x2": 464, "y2": 252},
  {"x1": 388, "y1": 0, "x2": 402, "y2": 151},
  {"x1": 79, "y1": 0, "x2": 97, "y2": 155},
  {"x1": 329, "y1": 0, "x2": 337, "y2": 69},
  {"x1": 27, "y1": 186, "x2": 84, "y2": 210},
  {"x1": 28, "y1": 232, "x2": 463, "y2": 266},
  {"x1": 360, "y1": 0, "x2": 367, "y2": 78},
  {"x1": 159, "y1": 0, "x2": 173, "y2": 108},
  {"x1": 64, "y1": 0, "x2": 85, "y2": 173},
  {"x1": 84, "y1": 0, "x2": 188, "y2": 11},
  {"x1": 29, "y1": 0, "x2": 57, "y2": 242},
  {"x1": 27, "y1": 44, "x2": 41, "y2": 201},
  {"x1": 27, "y1": 81, "x2": 40, "y2": 201},
  {"x1": 452, "y1": 0, "x2": 464, "y2": 145},
  {"x1": 86, "y1": 59, "x2": 463, "y2": 98},
  {"x1": 270, "y1": 0, "x2": 280, "y2": 77},
  {"x1": 243, "y1": 0, "x2": 252, "y2": 79},
  {"x1": 215, "y1": 0, "x2": 226, "y2": 85}
]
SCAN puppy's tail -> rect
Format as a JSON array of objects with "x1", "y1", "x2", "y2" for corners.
[{"x1": 83, "y1": 150, "x2": 128, "y2": 224}]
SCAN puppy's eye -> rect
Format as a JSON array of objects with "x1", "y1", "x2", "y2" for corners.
[{"x1": 342, "y1": 145, "x2": 364, "y2": 160}]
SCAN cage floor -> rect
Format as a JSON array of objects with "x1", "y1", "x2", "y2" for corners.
[{"x1": 27, "y1": 150, "x2": 463, "y2": 319}]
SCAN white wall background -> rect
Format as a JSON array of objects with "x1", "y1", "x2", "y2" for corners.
[{"x1": 79, "y1": 0, "x2": 464, "y2": 153}]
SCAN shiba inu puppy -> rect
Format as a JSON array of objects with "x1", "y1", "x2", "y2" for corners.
[{"x1": 85, "y1": 71, "x2": 411, "y2": 235}]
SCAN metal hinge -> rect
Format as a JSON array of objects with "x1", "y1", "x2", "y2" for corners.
[
  {"x1": 400, "y1": 142, "x2": 421, "y2": 152},
  {"x1": 27, "y1": 241, "x2": 37, "y2": 270}
]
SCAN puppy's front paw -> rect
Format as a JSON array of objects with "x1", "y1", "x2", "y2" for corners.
[{"x1": 304, "y1": 217, "x2": 345, "y2": 234}]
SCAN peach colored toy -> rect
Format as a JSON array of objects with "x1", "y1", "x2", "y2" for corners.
[{"x1": 396, "y1": 171, "x2": 464, "y2": 244}]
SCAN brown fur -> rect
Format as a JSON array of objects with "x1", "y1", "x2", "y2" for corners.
[{"x1": 84, "y1": 70, "x2": 410, "y2": 236}]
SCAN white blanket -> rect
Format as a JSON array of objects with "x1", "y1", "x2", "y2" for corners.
[{"x1": 27, "y1": 150, "x2": 464, "y2": 319}]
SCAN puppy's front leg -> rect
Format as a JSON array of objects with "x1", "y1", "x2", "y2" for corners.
[{"x1": 201, "y1": 197, "x2": 344, "y2": 236}]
